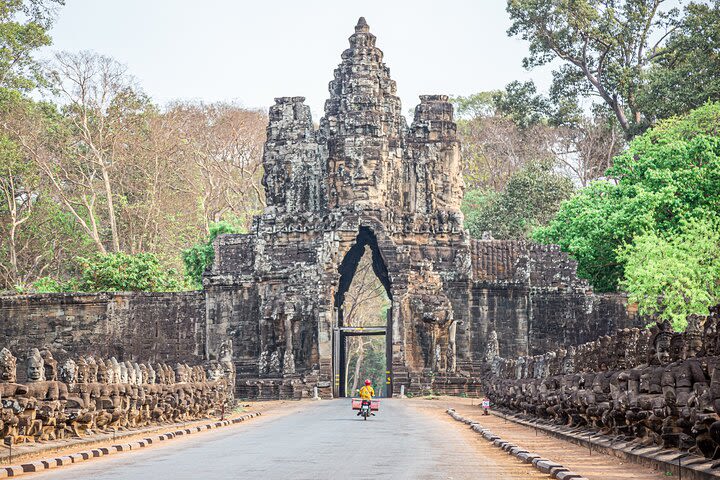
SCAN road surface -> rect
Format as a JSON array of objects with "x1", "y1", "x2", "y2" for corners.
[{"x1": 31, "y1": 399, "x2": 528, "y2": 480}]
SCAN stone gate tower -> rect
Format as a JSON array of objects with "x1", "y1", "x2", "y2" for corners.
[
  {"x1": 203, "y1": 18, "x2": 635, "y2": 399},
  {"x1": 204, "y1": 18, "x2": 475, "y2": 398}
]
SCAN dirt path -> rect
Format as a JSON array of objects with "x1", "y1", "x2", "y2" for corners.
[{"x1": 438, "y1": 397, "x2": 670, "y2": 480}]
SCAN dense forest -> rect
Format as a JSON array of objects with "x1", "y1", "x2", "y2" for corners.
[{"x1": 2, "y1": 0, "x2": 720, "y2": 330}]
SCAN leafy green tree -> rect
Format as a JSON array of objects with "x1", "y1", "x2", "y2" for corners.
[
  {"x1": 507, "y1": 0, "x2": 679, "y2": 135},
  {"x1": 638, "y1": 2, "x2": 720, "y2": 123},
  {"x1": 0, "y1": 0, "x2": 64, "y2": 91},
  {"x1": 182, "y1": 221, "x2": 246, "y2": 289},
  {"x1": 533, "y1": 181, "x2": 663, "y2": 290},
  {"x1": 76, "y1": 252, "x2": 184, "y2": 292},
  {"x1": 462, "y1": 162, "x2": 575, "y2": 240},
  {"x1": 619, "y1": 217, "x2": 720, "y2": 331},
  {"x1": 493, "y1": 80, "x2": 553, "y2": 129},
  {"x1": 535, "y1": 102, "x2": 720, "y2": 291}
]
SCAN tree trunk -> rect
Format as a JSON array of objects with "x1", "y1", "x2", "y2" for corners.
[
  {"x1": 351, "y1": 338, "x2": 365, "y2": 395},
  {"x1": 101, "y1": 166, "x2": 120, "y2": 252}
]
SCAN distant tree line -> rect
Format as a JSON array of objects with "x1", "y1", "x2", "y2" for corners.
[{"x1": 0, "y1": 0, "x2": 265, "y2": 292}]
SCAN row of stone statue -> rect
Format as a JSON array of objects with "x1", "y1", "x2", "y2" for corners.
[
  {"x1": 484, "y1": 305, "x2": 720, "y2": 459},
  {"x1": 0, "y1": 346, "x2": 236, "y2": 444}
]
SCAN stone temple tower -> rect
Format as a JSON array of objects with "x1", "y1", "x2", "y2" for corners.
[
  {"x1": 203, "y1": 17, "x2": 637, "y2": 399},
  {"x1": 205, "y1": 17, "x2": 473, "y2": 398}
]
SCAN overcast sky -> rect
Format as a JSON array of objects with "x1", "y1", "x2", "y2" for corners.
[{"x1": 43, "y1": 0, "x2": 555, "y2": 119}]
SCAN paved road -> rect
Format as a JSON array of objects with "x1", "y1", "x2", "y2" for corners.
[{"x1": 32, "y1": 399, "x2": 514, "y2": 480}]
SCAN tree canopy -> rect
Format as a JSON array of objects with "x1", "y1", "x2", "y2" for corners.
[
  {"x1": 462, "y1": 162, "x2": 575, "y2": 240},
  {"x1": 619, "y1": 217, "x2": 720, "y2": 330},
  {"x1": 506, "y1": 0, "x2": 720, "y2": 137},
  {"x1": 534, "y1": 102, "x2": 720, "y2": 293}
]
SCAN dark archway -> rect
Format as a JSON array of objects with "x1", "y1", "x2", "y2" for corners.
[{"x1": 333, "y1": 227, "x2": 393, "y2": 397}]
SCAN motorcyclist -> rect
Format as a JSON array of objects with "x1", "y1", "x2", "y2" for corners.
[{"x1": 357, "y1": 379, "x2": 375, "y2": 416}]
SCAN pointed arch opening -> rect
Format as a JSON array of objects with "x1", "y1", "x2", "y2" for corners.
[{"x1": 333, "y1": 227, "x2": 392, "y2": 397}]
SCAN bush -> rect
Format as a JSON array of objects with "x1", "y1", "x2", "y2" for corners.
[
  {"x1": 182, "y1": 221, "x2": 246, "y2": 289},
  {"x1": 77, "y1": 252, "x2": 184, "y2": 292}
]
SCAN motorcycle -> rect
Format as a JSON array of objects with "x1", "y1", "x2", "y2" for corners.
[
  {"x1": 360, "y1": 400, "x2": 371, "y2": 420},
  {"x1": 352, "y1": 398, "x2": 379, "y2": 420}
]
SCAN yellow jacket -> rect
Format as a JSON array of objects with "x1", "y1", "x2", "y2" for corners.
[{"x1": 359, "y1": 385, "x2": 375, "y2": 400}]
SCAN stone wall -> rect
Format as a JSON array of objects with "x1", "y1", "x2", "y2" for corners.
[
  {"x1": 468, "y1": 240, "x2": 637, "y2": 360},
  {"x1": 0, "y1": 292, "x2": 205, "y2": 382}
]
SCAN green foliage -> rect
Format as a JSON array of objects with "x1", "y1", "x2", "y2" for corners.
[
  {"x1": 533, "y1": 181, "x2": 662, "y2": 290},
  {"x1": 451, "y1": 91, "x2": 499, "y2": 119},
  {"x1": 0, "y1": 0, "x2": 64, "y2": 91},
  {"x1": 182, "y1": 221, "x2": 246, "y2": 289},
  {"x1": 638, "y1": 2, "x2": 720, "y2": 122},
  {"x1": 535, "y1": 102, "x2": 720, "y2": 291},
  {"x1": 506, "y1": 0, "x2": 680, "y2": 135},
  {"x1": 619, "y1": 216, "x2": 720, "y2": 331},
  {"x1": 463, "y1": 162, "x2": 575, "y2": 240},
  {"x1": 76, "y1": 252, "x2": 184, "y2": 292},
  {"x1": 494, "y1": 80, "x2": 551, "y2": 128},
  {"x1": 29, "y1": 276, "x2": 77, "y2": 293}
]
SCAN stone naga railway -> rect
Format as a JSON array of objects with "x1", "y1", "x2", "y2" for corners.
[{"x1": 0, "y1": 18, "x2": 637, "y2": 399}]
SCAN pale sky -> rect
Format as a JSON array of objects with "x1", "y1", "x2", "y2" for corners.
[{"x1": 42, "y1": 0, "x2": 554, "y2": 119}]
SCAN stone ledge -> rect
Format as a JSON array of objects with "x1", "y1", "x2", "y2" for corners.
[{"x1": 2, "y1": 412, "x2": 261, "y2": 478}]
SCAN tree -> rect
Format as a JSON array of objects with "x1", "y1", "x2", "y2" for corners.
[
  {"x1": 41, "y1": 51, "x2": 147, "y2": 253},
  {"x1": 533, "y1": 180, "x2": 662, "y2": 290},
  {"x1": 0, "y1": 0, "x2": 64, "y2": 91},
  {"x1": 453, "y1": 84, "x2": 622, "y2": 190},
  {"x1": 619, "y1": 216, "x2": 720, "y2": 331},
  {"x1": 167, "y1": 102, "x2": 267, "y2": 234},
  {"x1": 534, "y1": 102, "x2": 720, "y2": 291},
  {"x1": 462, "y1": 162, "x2": 575, "y2": 240},
  {"x1": 638, "y1": 1, "x2": 720, "y2": 122},
  {"x1": 182, "y1": 221, "x2": 246, "y2": 289},
  {"x1": 507, "y1": 0, "x2": 680, "y2": 135},
  {"x1": 452, "y1": 90, "x2": 558, "y2": 191},
  {"x1": 0, "y1": 88, "x2": 88, "y2": 291},
  {"x1": 551, "y1": 112, "x2": 624, "y2": 187}
]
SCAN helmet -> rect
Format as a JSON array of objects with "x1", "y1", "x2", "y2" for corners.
[{"x1": 365, "y1": 379, "x2": 371, "y2": 386}]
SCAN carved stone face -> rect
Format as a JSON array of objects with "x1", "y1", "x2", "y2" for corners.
[
  {"x1": 110, "y1": 358, "x2": 122, "y2": 384},
  {"x1": 655, "y1": 333, "x2": 672, "y2": 364},
  {"x1": 219, "y1": 341, "x2": 233, "y2": 363},
  {"x1": 119, "y1": 364, "x2": 129, "y2": 384},
  {"x1": 670, "y1": 334, "x2": 686, "y2": 362},
  {"x1": 97, "y1": 362, "x2": 109, "y2": 384},
  {"x1": 27, "y1": 349, "x2": 44, "y2": 382},
  {"x1": 139, "y1": 364, "x2": 149, "y2": 384},
  {"x1": 76, "y1": 359, "x2": 89, "y2": 384},
  {"x1": 60, "y1": 359, "x2": 77, "y2": 384},
  {"x1": 0, "y1": 348, "x2": 17, "y2": 383},
  {"x1": 175, "y1": 364, "x2": 188, "y2": 383},
  {"x1": 79, "y1": 357, "x2": 95, "y2": 382},
  {"x1": 40, "y1": 348, "x2": 57, "y2": 381},
  {"x1": 125, "y1": 361, "x2": 135, "y2": 385}
]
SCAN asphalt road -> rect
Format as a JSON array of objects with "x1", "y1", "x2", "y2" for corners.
[{"x1": 31, "y1": 399, "x2": 511, "y2": 480}]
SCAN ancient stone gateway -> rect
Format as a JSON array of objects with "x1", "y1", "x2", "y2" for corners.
[{"x1": 203, "y1": 18, "x2": 636, "y2": 399}]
